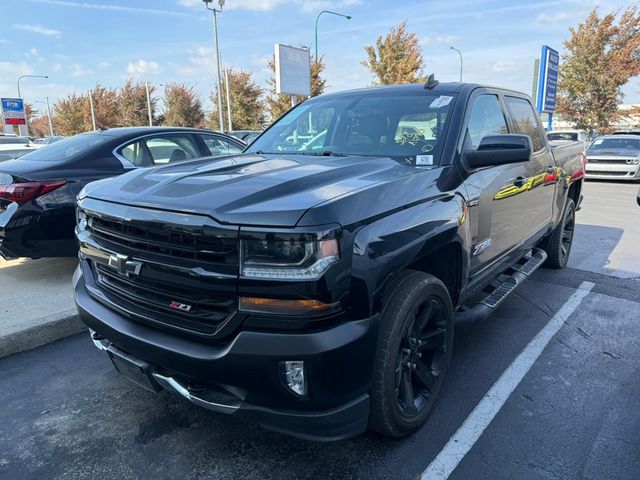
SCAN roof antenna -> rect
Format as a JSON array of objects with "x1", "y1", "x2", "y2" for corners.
[{"x1": 424, "y1": 73, "x2": 439, "y2": 90}]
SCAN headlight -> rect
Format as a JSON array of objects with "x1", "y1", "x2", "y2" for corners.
[
  {"x1": 76, "y1": 208, "x2": 88, "y2": 231},
  {"x1": 241, "y1": 230, "x2": 340, "y2": 281}
]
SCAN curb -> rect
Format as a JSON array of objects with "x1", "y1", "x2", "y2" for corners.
[{"x1": 0, "y1": 312, "x2": 86, "y2": 359}]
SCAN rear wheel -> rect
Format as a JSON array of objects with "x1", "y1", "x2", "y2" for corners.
[
  {"x1": 542, "y1": 198, "x2": 575, "y2": 269},
  {"x1": 369, "y1": 270, "x2": 454, "y2": 437}
]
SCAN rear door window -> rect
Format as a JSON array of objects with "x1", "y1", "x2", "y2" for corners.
[
  {"x1": 505, "y1": 96, "x2": 545, "y2": 152},
  {"x1": 200, "y1": 134, "x2": 243, "y2": 156},
  {"x1": 145, "y1": 135, "x2": 200, "y2": 165}
]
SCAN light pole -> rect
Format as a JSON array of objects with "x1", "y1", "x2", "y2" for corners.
[
  {"x1": 145, "y1": 81, "x2": 153, "y2": 126},
  {"x1": 17, "y1": 74, "x2": 48, "y2": 99},
  {"x1": 450, "y1": 46, "x2": 463, "y2": 82},
  {"x1": 203, "y1": 0, "x2": 225, "y2": 132},
  {"x1": 314, "y1": 10, "x2": 351, "y2": 64},
  {"x1": 35, "y1": 98, "x2": 54, "y2": 136}
]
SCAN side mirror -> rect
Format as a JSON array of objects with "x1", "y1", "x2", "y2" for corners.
[{"x1": 463, "y1": 134, "x2": 532, "y2": 169}]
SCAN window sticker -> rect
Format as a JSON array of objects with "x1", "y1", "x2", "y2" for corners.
[
  {"x1": 416, "y1": 154, "x2": 434, "y2": 166},
  {"x1": 429, "y1": 95, "x2": 453, "y2": 109}
]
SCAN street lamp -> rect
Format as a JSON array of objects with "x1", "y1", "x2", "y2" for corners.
[
  {"x1": 314, "y1": 10, "x2": 351, "y2": 64},
  {"x1": 450, "y1": 46, "x2": 463, "y2": 82},
  {"x1": 203, "y1": 0, "x2": 225, "y2": 132},
  {"x1": 17, "y1": 74, "x2": 48, "y2": 99},
  {"x1": 34, "y1": 98, "x2": 54, "y2": 136}
]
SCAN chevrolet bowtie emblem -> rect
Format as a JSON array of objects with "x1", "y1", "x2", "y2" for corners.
[{"x1": 108, "y1": 253, "x2": 143, "y2": 277}]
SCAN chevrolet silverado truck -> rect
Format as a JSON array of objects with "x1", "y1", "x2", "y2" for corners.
[{"x1": 74, "y1": 82, "x2": 584, "y2": 441}]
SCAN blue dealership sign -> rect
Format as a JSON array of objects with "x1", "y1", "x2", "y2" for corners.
[
  {"x1": 1, "y1": 98, "x2": 26, "y2": 125},
  {"x1": 536, "y1": 46, "x2": 559, "y2": 114}
]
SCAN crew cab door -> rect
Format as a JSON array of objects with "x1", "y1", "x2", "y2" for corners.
[
  {"x1": 460, "y1": 92, "x2": 531, "y2": 276},
  {"x1": 503, "y1": 95, "x2": 557, "y2": 242}
]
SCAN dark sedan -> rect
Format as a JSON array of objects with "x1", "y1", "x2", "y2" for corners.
[{"x1": 0, "y1": 127, "x2": 245, "y2": 259}]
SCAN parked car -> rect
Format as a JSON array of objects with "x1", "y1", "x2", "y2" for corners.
[
  {"x1": 74, "y1": 83, "x2": 584, "y2": 441},
  {"x1": 0, "y1": 135, "x2": 39, "y2": 158},
  {"x1": 229, "y1": 130, "x2": 262, "y2": 144},
  {"x1": 32, "y1": 135, "x2": 65, "y2": 147},
  {"x1": 0, "y1": 127, "x2": 245, "y2": 259},
  {"x1": 584, "y1": 135, "x2": 640, "y2": 180}
]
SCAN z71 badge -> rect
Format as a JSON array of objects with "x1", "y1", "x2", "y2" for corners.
[
  {"x1": 169, "y1": 301, "x2": 192, "y2": 312},
  {"x1": 473, "y1": 238, "x2": 492, "y2": 256}
]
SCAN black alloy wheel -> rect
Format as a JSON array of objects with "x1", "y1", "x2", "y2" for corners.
[{"x1": 369, "y1": 270, "x2": 454, "y2": 437}]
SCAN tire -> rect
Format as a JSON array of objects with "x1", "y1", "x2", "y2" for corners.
[
  {"x1": 369, "y1": 270, "x2": 454, "y2": 437},
  {"x1": 542, "y1": 198, "x2": 575, "y2": 269}
]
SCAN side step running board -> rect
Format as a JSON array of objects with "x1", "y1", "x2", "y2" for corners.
[{"x1": 455, "y1": 248, "x2": 547, "y2": 324}]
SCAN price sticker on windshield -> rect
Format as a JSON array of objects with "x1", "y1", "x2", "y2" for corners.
[
  {"x1": 430, "y1": 95, "x2": 453, "y2": 109},
  {"x1": 416, "y1": 155, "x2": 434, "y2": 166}
]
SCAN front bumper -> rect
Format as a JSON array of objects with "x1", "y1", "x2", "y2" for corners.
[
  {"x1": 585, "y1": 163, "x2": 640, "y2": 180},
  {"x1": 74, "y1": 265, "x2": 378, "y2": 441}
]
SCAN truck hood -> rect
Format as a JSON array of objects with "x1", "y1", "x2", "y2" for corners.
[{"x1": 84, "y1": 153, "x2": 417, "y2": 226}]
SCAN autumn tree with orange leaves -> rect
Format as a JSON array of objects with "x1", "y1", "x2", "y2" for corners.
[
  {"x1": 362, "y1": 21, "x2": 426, "y2": 85},
  {"x1": 557, "y1": 6, "x2": 640, "y2": 136}
]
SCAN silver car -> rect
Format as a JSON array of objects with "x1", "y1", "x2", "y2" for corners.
[{"x1": 585, "y1": 135, "x2": 640, "y2": 181}]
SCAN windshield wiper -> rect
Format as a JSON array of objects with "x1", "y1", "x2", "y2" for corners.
[{"x1": 298, "y1": 151, "x2": 348, "y2": 157}]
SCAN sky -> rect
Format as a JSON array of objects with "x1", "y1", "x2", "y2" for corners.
[{"x1": 1, "y1": 0, "x2": 638, "y2": 117}]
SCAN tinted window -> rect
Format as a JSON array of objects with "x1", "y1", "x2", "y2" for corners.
[
  {"x1": 548, "y1": 132, "x2": 578, "y2": 141},
  {"x1": 200, "y1": 134, "x2": 243, "y2": 156},
  {"x1": 18, "y1": 133, "x2": 109, "y2": 162},
  {"x1": 248, "y1": 92, "x2": 456, "y2": 165},
  {"x1": 587, "y1": 137, "x2": 640, "y2": 152},
  {"x1": 505, "y1": 96, "x2": 545, "y2": 152},
  {"x1": 0, "y1": 137, "x2": 29, "y2": 145},
  {"x1": 466, "y1": 95, "x2": 509, "y2": 149},
  {"x1": 145, "y1": 135, "x2": 199, "y2": 164}
]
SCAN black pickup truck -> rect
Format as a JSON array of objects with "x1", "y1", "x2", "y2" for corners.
[{"x1": 74, "y1": 82, "x2": 584, "y2": 441}]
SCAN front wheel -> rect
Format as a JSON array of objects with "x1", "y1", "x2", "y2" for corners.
[
  {"x1": 542, "y1": 198, "x2": 575, "y2": 269},
  {"x1": 369, "y1": 270, "x2": 454, "y2": 437}
]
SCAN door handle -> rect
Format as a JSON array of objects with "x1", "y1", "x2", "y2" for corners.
[{"x1": 513, "y1": 176, "x2": 526, "y2": 188}]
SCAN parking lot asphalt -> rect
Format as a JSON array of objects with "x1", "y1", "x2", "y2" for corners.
[{"x1": 0, "y1": 180, "x2": 639, "y2": 479}]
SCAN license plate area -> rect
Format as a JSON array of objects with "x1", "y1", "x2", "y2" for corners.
[{"x1": 107, "y1": 347, "x2": 162, "y2": 393}]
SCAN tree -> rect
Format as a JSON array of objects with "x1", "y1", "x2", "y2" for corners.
[
  {"x1": 210, "y1": 69, "x2": 266, "y2": 131},
  {"x1": 84, "y1": 84, "x2": 119, "y2": 130},
  {"x1": 29, "y1": 115, "x2": 51, "y2": 138},
  {"x1": 53, "y1": 93, "x2": 86, "y2": 136},
  {"x1": 362, "y1": 21, "x2": 426, "y2": 85},
  {"x1": 119, "y1": 79, "x2": 157, "y2": 126},
  {"x1": 266, "y1": 55, "x2": 326, "y2": 121},
  {"x1": 557, "y1": 7, "x2": 640, "y2": 136},
  {"x1": 162, "y1": 83, "x2": 204, "y2": 127}
]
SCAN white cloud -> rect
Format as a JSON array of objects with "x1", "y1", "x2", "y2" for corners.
[
  {"x1": 126, "y1": 59, "x2": 162, "y2": 75},
  {"x1": 52, "y1": 63, "x2": 63, "y2": 72},
  {"x1": 177, "y1": 0, "x2": 358, "y2": 12},
  {"x1": 25, "y1": 48, "x2": 45, "y2": 62},
  {"x1": 0, "y1": 39, "x2": 12, "y2": 45},
  {"x1": 536, "y1": 12, "x2": 570, "y2": 25},
  {"x1": 13, "y1": 24, "x2": 61, "y2": 37},
  {"x1": 29, "y1": 0, "x2": 194, "y2": 17},
  {"x1": 0, "y1": 61, "x2": 34, "y2": 77},
  {"x1": 492, "y1": 59, "x2": 517, "y2": 72},
  {"x1": 98, "y1": 61, "x2": 110, "y2": 69},
  {"x1": 71, "y1": 64, "x2": 93, "y2": 76},
  {"x1": 420, "y1": 35, "x2": 460, "y2": 46}
]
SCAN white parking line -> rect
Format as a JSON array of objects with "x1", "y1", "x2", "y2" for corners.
[{"x1": 421, "y1": 280, "x2": 595, "y2": 480}]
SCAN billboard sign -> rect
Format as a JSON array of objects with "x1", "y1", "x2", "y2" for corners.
[
  {"x1": 1, "y1": 98, "x2": 27, "y2": 125},
  {"x1": 535, "y1": 45, "x2": 559, "y2": 114},
  {"x1": 275, "y1": 44, "x2": 311, "y2": 97}
]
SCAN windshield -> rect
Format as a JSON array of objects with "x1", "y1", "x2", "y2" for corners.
[
  {"x1": 587, "y1": 137, "x2": 640, "y2": 154},
  {"x1": 247, "y1": 91, "x2": 456, "y2": 166},
  {"x1": 18, "y1": 133, "x2": 109, "y2": 162},
  {"x1": 0, "y1": 137, "x2": 29, "y2": 145},
  {"x1": 548, "y1": 132, "x2": 578, "y2": 141}
]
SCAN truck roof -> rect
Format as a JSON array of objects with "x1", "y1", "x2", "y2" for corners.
[{"x1": 320, "y1": 82, "x2": 531, "y2": 99}]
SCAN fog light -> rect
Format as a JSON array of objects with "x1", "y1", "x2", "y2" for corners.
[{"x1": 283, "y1": 361, "x2": 306, "y2": 396}]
